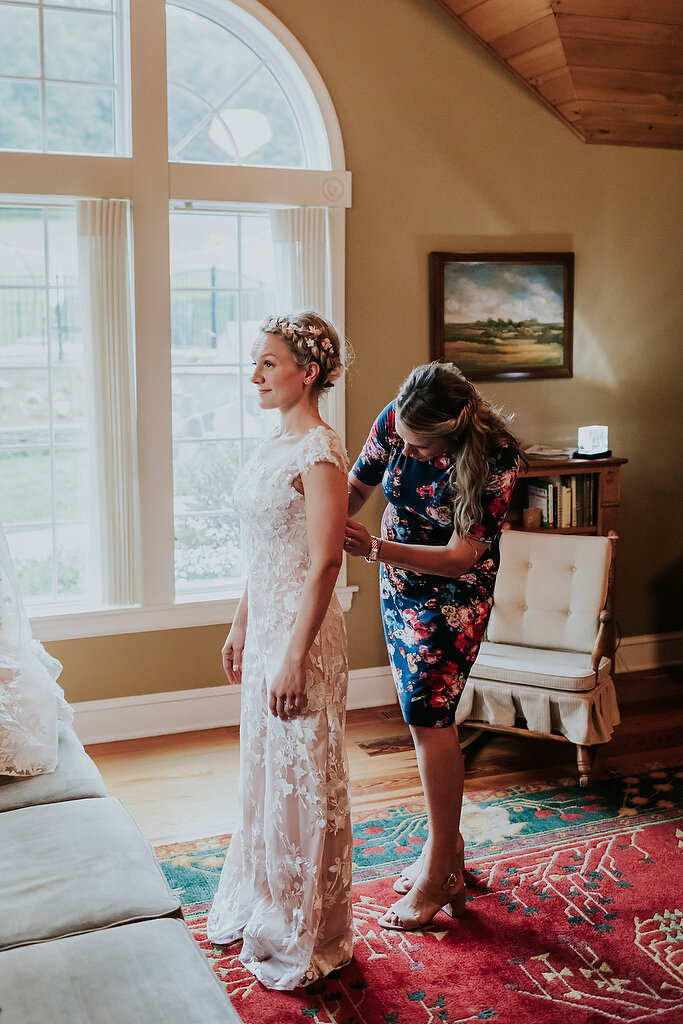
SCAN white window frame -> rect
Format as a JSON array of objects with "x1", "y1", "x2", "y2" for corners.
[
  {"x1": 0, "y1": 0, "x2": 132, "y2": 158},
  {"x1": 0, "y1": 0, "x2": 353, "y2": 641}
]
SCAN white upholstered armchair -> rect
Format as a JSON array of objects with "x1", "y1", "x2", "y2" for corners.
[{"x1": 456, "y1": 530, "x2": 620, "y2": 786}]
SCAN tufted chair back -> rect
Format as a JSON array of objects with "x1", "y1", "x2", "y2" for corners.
[{"x1": 487, "y1": 531, "x2": 612, "y2": 654}]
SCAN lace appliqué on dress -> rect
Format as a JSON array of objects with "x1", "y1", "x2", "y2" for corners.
[{"x1": 206, "y1": 426, "x2": 353, "y2": 991}]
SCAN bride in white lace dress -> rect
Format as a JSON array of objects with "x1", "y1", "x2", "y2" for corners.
[{"x1": 206, "y1": 312, "x2": 353, "y2": 991}]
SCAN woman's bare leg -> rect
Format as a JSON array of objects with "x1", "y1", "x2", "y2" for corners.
[{"x1": 382, "y1": 722, "x2": 465, "y2": 925}]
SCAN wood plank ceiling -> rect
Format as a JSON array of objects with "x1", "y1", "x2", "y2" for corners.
[{"x1": 432, "y1": 0, "x2": 683, "y2": 149}]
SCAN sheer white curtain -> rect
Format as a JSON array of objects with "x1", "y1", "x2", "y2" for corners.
[
  {"x1": 270, "y1": 207, "x2": 329, "y2": 314},
  {"x1": 77, "y1": 199, "x2": 141, "y2": 606}
]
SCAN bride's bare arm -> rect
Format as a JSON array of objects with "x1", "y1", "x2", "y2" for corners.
[
  {"x1": 222, "y1": 582, "x2": 248, "y2": 685},
  {"x1": 268, "y1": 461, "x2": 347, "y2": 719}
]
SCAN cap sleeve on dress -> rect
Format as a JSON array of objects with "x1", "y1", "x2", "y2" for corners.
[{"x1": 298, "y1": 427, "x2": 349, "y2": 475}]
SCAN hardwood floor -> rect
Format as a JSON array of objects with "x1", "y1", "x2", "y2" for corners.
[{"x1": 87, "y1": 667, "x2": 683, "y2": 846}]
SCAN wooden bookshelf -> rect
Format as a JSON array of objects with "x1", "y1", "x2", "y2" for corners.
[
  {"x1": 506, "y1": 455, "x2": 627, "y2": 673},
  {"x1": 507, "y1": 455, "x2": 628, "y2": 537}
]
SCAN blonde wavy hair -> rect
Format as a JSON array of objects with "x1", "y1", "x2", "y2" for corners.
[
  {"x1": 396, "y1": 362, "x2": 525, "y2": 538},
  {"x1": 260, "y1": 311, "x2": 345, "y2": 391}
]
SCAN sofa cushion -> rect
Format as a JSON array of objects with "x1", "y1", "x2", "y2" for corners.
[
  {"x1": 0, "y1": 917, "x2": 241, "y2": 1024},
  {"x1": 0, "y1": 721, "x2": 108, "y2": 812},
  {"x1": 470, "y1": 642, "x2": 611, "y2": 692},
  {"x1": 0, "y1": 796, "x2": 180, "y2": 951}
]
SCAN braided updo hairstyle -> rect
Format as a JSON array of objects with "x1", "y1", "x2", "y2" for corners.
[
  {"x1": 260, "y1": 311, "x2": 345, "y2": 391},
  {"x1": 396, "y1": 362, "x2": 525, "y2": 538}
]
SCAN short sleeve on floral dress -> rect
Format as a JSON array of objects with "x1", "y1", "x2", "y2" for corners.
[{"x1": 351, "y1": 402, "x2": 519, "y2": 728}]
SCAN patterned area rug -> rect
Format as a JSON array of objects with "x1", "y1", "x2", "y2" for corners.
[{"x1": 156, "y1": 765, "x2": 683, "y2": 1022}]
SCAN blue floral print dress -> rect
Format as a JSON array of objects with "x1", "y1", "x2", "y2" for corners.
[{"x1": 351, "y1": 402, "x2": 519, "y2": 728}]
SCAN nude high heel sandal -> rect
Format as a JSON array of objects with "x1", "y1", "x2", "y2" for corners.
[
  {"x1": 393, "y1": 832, "x2": 465, "y2": 895},
  {"x1": 380, "y1": 871, "x2": 466, "y2": 932}
]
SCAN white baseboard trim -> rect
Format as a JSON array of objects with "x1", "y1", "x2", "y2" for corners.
[
  {"x1": 615, "y1": 631, "x2": 683, "y2": 674},
  {"x1": 74, "y1": 665, "x2": 396, "y2": 746},
  {"x1": 73, "y1": 632, "x2": 682, "y2": 746}
]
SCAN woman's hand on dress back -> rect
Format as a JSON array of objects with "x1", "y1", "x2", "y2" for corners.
[
  {"x1": 269, "y1": 657, "x2": 306, "y2": 720},
  {"x1": 222, "y1": 623, "x2": 246, "y2": 684},
  {"x1": 344, "y1": 518, "x2": 372, "y2": 558}
]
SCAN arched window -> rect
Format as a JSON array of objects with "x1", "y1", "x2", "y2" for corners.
[
  {"x1": 167, "y1": 1, "x2": 329, "y2": 168},
  {"x1": 0, "y1": 0, "x2": 352, "y2": 638}
]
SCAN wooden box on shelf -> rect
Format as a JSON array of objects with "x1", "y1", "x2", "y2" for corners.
[{"x1": 506, "y1": 455, "x2": 627, "y2": 537}]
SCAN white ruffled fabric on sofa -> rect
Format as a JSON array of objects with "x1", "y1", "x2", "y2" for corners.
[
  {"x1": 456, "y1": 530, "x2": 620, "y2": 779},
  {"x1": 0, "y1": 522, "x2": 72, "y2": 777}
]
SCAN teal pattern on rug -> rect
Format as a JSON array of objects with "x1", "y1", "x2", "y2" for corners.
[
  {"x1": 353, "y1": 765, "x2": 683, "y2": 879},
  {"x1": 156, "y1": 765, "x2": 683, "y2": 909}
]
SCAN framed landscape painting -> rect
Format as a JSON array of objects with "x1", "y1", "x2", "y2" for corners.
[{"x1": 429, "y1": 252, "x2": 574, "y2": 381}]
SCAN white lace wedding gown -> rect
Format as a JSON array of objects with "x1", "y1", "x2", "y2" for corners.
[{"x1": 206, "y1": 425, "x2": 353, "y2": 991}]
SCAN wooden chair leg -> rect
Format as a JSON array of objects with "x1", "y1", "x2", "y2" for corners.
[
  {"x1": 576, "y1": 744, "x2": 592, "y2": 787},
  {"x1": 576, "y1": 743, "x2": 609, "y2": 787}
]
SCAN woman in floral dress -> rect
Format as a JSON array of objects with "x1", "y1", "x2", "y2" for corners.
[{"x1": 345, "y1": 362, "x2": 524, "y2": 932}]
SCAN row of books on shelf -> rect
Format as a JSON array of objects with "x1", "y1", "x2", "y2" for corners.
[{"x1": 526, "y1": 475, "x2": 597, "y2": 528}]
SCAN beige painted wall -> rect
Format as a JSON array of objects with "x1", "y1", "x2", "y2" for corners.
[{"x1": 46, "y1": 0, "x2": 683, "y2": 703}]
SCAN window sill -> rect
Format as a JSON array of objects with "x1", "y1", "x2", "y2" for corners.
[{"x1": 30, "y1": 584, "x2": 359, "y2": 642}]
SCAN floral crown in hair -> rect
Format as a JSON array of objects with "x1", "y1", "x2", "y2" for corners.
[{"x1": 264, "y1": 316, "x2": 335, "y2": 354}]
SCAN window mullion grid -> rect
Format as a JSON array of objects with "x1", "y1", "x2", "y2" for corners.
[
  {"x1": 2, "y1": 73, "x2": 118, "y2": 88},
  {"x1": 126, "y1": 0, "x2": 174, "y2": 608},
  {"x1": 38, "y1": 0, "x2": 47, "y2": 152},
  {"x1": 41, "y1": 206, "x2": 58, "y2": 600},
  {"x1": 114, "y1": 0, "x2": 131, "y2": 156},
  {"x1": 235, "y1": 211, "x2": 251, "y2": 584},
  {"x1": 170, "y1": 58, "x2": 266, "y2": 163},
  {"x1": 111, "y1": 0, "x2": 120, "y2": 154}
]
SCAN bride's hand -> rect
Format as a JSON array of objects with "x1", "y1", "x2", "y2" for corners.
[
  {"x1": 269, "y1": 657, "x2": 306, "y2": 720},
  {"x1": 222, "y1": 623, "x2": 246, "y2": 684}
]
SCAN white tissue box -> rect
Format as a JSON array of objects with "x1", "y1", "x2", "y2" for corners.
[{"x1": 577, "y1": 425, "x2": 609, "y2": 455}]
